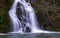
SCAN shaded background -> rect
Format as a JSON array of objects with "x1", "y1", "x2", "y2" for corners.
[{"x1": 0, "y1": 0, "x2": 60, "y2": 33}]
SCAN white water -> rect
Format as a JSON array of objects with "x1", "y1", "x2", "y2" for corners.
[{"x1": 8, "y1": 0, "x2": 59, "y2": 33}]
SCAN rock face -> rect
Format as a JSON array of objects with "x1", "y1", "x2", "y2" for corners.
[{"x1": 0, "y1": 0, "x2": 60, "y2": 33}]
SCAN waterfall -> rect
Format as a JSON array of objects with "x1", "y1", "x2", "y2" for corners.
[{"x1": 8, "y1": 0, "x2": 58, "y2": 33}]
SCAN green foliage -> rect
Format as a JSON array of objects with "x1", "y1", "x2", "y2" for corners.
[
  {"x1": 0, "y1": 0, "x2": 11, "y2": 33},
  {"x1": 32, "y1": 0, "x2": 60, "y2": 31}
]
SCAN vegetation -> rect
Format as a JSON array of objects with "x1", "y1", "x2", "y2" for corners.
[{"x1": 0, "y1": 0, "x2": 60, "y2": 33}]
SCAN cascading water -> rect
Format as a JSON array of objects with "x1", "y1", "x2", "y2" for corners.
[{"x1": 8, "y1": 0, "x2": 59, "y2": 33}]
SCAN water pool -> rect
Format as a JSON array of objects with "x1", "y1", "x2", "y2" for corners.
[{"x1": 0, "y1": 33, "x2": 60, "y2": 38}]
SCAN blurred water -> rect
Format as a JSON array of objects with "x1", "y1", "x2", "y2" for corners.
[
  {"x1": 9, "y1": 0, "x2": 44, "y2": 33},
  {"x1": 8, "y1": 0, "x2": 60, "y2": 34},
  {"x1": 0, "y1": 33, "x2": 60, "y2": 38}
]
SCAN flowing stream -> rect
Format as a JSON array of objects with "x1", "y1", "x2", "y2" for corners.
[{"x1": 8, "y1": 0, "x2": 59, "y2": 33}]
